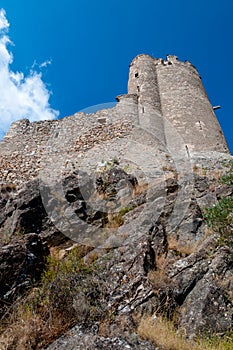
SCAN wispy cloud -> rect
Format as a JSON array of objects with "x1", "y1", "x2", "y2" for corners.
[
  {"x1": 39, "y1": 59, "x2": 52, "y2": 68},
  {"x1": 0, "y1": 8, "x2": 59, "y2": 139},
  {"x1": 0, "y1": 8, "x2": 9, "y2": 30}
]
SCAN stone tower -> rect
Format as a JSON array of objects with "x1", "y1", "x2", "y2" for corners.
[{"x1": 128, "y1": 54, "x2": 229, "y2": 154}]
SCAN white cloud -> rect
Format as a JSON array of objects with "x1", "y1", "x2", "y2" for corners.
[
  {"x1": 39, "y1": 59, "x2": 52, "y2": 68},
  {"x1": 0, "y1": 8, "x2": 59, "y2": 139},
  {"x1": 0, "y1": 9, "x2": 9, "y2": 31},
  {"x1": 32, "y1": 59, "x2": 52, "y2": 70}
]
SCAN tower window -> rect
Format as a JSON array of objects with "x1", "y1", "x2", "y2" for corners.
[
  {"x1": 198, "y1": 121, "x2": 204, "y2": 130},
  {"x1": 137, "y1": 86, "x2": 140, "y2": 92},
  {"x1": 135, "y1": 73, "x2": 139, "y2": 78},
  {"x1": 185, "y1": 145, "x2": 190, "y2": 158}
]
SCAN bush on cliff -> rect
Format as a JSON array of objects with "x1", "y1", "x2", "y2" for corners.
[{"x1": 204, "y1": 160, "x2": 233, "y2": 244}]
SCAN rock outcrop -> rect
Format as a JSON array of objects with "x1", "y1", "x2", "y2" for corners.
[
  {"x1": 45, "y1": 324, "x2": 156, "y2": 350},
  {"x1": 0, "y1": 154, "x2": 232, "y2": 348}
]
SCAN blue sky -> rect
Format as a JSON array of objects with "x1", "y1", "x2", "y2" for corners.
[{"x1": 0, "y1": 0, "x2": 232, "y2": 152}]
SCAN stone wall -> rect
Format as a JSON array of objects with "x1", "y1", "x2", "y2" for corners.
[{"x1": 0, "y1": 108, "x2": 134, "y2": 186}]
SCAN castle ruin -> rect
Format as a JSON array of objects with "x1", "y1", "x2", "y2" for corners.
[{"x1": 0, "y1": 54, "x2": 230, "y2": 187}]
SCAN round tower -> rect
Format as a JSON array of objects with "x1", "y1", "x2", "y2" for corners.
[
  {"x1": 156, "y1": 55, "x2": 229, "y2": 153},
  {"x1": 128, "y1": 54, "x2": 165, "y2": 145},
  {"x1": 128, "y1": 54, "x2": 162, "y2": 114}
]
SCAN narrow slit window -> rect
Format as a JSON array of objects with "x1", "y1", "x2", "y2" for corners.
[
  {"x1": 135, "y1": 72, "x2": 139, "y2": 78},
  {"x1": 198, "y1": 121, "x2": 203, "y2": 130},
  {"x1": 185, "y1": 145, "x2": 190, "y2": 158},
  {"x1": 137, "y1": 86, "x2": 140, "y2": 92}
]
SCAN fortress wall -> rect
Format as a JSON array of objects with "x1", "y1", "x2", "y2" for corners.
[
  {"x1": 0, "y1": 109, "x2": 133, "y2": 186},
  {"x1": 156, "y1": 56, "x2": 229, "y2": 153},
  {"x1": 2, "y1": 119, "x2": 60, "y2": 155}
]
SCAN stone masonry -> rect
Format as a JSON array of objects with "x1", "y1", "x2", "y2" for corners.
[
  {"x1": 128, "y1": 54, "x2": 229, "y2": 153},
  {"x1": 0, "y1": 54, "x2": 230, "y2": 188}
]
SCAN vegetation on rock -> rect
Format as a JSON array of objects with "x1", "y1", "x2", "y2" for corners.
[
  {"x1": 138, "y1": 316, "x2": 233, "y2": 350},
  {"x1": 0, "y1": 246, "x2": 106, "y2": 349},
  {"x1": 204, "y1": 160, "x2": 233, "y2": 245}
]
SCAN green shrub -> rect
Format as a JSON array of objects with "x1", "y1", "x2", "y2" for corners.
[{"x1": 204, "y1": 160, "x2": 233, "y2": 245}]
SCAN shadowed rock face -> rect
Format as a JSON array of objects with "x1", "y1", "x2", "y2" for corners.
[{"x1": 0, "y1": 233, "x2": 48, "y2": 315}]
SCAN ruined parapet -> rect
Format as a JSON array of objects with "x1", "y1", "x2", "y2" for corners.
[
  {"x1": 4, "y1": 119, "x2": 30, "y2": 139},
  {"x1": 0, "y1": 108, "x2": 134, "y2": 186}
]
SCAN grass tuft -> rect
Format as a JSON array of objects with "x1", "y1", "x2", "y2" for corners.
[{"x1": 138, "y1": 316, "x2": 233, "y2": 350}]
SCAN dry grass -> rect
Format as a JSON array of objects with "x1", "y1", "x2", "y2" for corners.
[
  {"x1": 133, "y1": 182, "x2": 148, "y2": 196},
  {"x1": 147, "y1": 253, "x2": 173, "y2": 291},
  {"x1": 162, "y1": 165, "x2": 176, "y2": 172},
  {"x1": 148, "y1": 268, "x2": 173, "y2": 292},
  {"x1": 167, "y1": 236, "x2": 198, "y2": 257},
  {"x1": 138, "y1": 315, "x2": 194, "y2": 350},
  {"x1": 137, "y1": 316, "x2": 233, "y2": 350},
  {"x1": 0, "y1": 305, "x2": 69, "y2": 350},
  {"x1": 193, "y1": 165, "x2": 199, "y2": 173},
  {"x1": 0, "y1": 247, "x2": 104, "y2": 349},
  {"x1": 106, "y1": 212, "x2": 125, "y2": 228}
]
